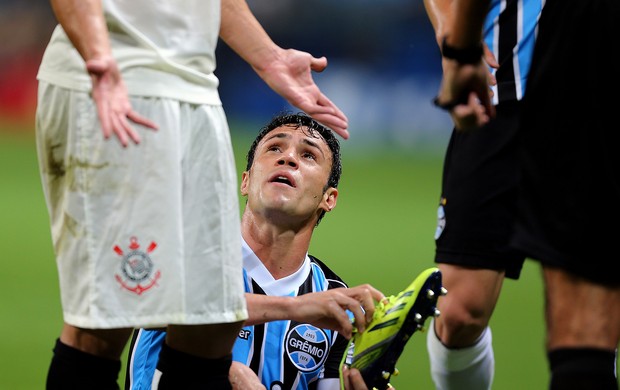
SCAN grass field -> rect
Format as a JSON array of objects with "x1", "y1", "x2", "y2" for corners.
[{"x1": 0, "y1": 124, "x2": 548, "y2": 389}]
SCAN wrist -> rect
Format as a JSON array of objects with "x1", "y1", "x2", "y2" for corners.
[{"x1": 440, "y1": 36, "x2": 483, "y2": 65}]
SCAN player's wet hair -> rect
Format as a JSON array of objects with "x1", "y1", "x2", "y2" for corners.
[{"x1": 246, "y1": 112, "x2": 342, "y2": 226}]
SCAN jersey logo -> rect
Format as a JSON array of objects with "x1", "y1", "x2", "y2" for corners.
[
  {"x1": 113, "y1": 236, "x2": 161, "y2": 295},
  {"x1": 238, "y1": 329, "x2": 251, "y2": 340},
  {"x1": 285, "y1": 324, "x2": 329, "y2": 372}
]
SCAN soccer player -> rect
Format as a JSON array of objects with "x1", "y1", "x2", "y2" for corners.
[
  {"x1": 433, "y1": 0, "x2": 620, "y2": 388},
  {"x1": 423, "y1": 0, "x2": 543, "y2": 388},
  {"x1": 126, "y1": 113, "x2": 383, "y2": 390},
  {"x1": 36, "y1": 1, "x2": 350, "y2": 389}
]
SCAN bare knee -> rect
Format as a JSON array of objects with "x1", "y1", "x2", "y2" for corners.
[
  {"x1": 434, "y1": 265, "x2": 503, "y2": 348},
  {"x1": 434, "y1": 303, "x2": 490, "y2": 347}
]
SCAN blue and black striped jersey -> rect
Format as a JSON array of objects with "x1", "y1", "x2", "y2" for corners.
[
  {"x1": 484, "y1": 0, "x2": 545, "y2": 104},
  {"x1": 126, "y1": 239, "x2": 350, "y2": 390}
]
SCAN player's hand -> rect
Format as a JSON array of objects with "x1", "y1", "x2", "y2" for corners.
[
  {"x1": 253, "y1": 47, "x2": 349, "y2": 139},
  {"x1": 289, "y1": 284, "x2": 385, "y2": 339},
  {"x1": 86, "y1": 57, "x2": 158, "y2": 147},
  {"x1": 482, "y1": 42, "x2": 498, "y2": 96},
  {"x1": 434, "y1": 56, "x2": 495, "y2": 132},
  {"x1": 229, "y1": 361, "x2": 266, "y2": 390},
  {"x1": 341, "y1": 366, "x2": 396, "y2": 390}
]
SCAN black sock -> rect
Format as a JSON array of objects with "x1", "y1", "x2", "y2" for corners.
[
  {"x1": 46, "y1": 338, "x2": 121, "y2": 390},
  {"x1": 155, "y1": 342, "x2": 232, "y2": 389},
  {"x1": 548, "y1": 347, "x2": 618, "y2": 390}
]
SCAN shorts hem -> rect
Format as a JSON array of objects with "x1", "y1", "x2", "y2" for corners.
[{"x1": 63, "y1": 309, "x2": 249, "y2": 329}]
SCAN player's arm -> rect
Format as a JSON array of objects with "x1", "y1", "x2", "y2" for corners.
[
  {"x1": 50, "y1": 0, "x2": 109, "y2": 64},
  {"x1": 423, "y1": 0, "x2": 453, "y2": 46},
  {"x1": 218, "y1": 0, "x2": 349, "y2": 139},
  {"x1": 424, "y1": 0, "x2": 498, "y2": 69},
  {"x1": 48, "y1": 0, "x2": 157, "y2": 146},
  {"x1": 432, "y1": 0, "x2": 495, "y2": 131},
  {"x1": 244, "y1": 284, "x2": 385, "y2": 339}
]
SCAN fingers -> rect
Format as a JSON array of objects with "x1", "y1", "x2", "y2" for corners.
[
  {"x1": 127, "y1": 111, "x2": 159, "y2": 130},
  {"x1": 95, "y1": 100, "x2": 113, "y2": 141},
  {"x1": 87, "y1": 57, "x2": 157, "y2": 147},
  {"x1": 474, "y1": 85, "x2": 495, "y2": 120},
  {"x1": 343, "y1": 366, "x2": 369, "y2": 390},
  {"x1": 114, "y1": 114, "x2": 142, "y2": 145},
  {"x1": 341, "y1": 284, "x2": 386, "y2": 334},
  {"x1": 309, "y1": 56, "x2": 328, "y2": 73},
  {"x1": 344, "y1": 298, "x2": 367, "y2": 335},
  {"x1": 346, "y1": 284, "x2": 385, "y2": 325},
  {"x1": 303, "y1": 95, "x2": 350, "y2": 140},
  {"x1": 482, "y1": 44, "x2": 499, "y2": 69},
  {"x1": 309, "y1": 112, "x2": 349, "y2": 140},
  {"x1": 110, "y1": 114, "x2": 132, "y2": 146},
  {"x1": 450, "y1": 92, "x2": 491, "y2": 131}
]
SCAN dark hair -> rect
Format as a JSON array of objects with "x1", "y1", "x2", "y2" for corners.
[{"x1": 245, "y1": 112, "x2": 342, "y2": 226}]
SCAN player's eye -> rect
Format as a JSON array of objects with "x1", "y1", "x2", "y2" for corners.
[
  {"x1": 302, "y1": 151, "x2": 316, "y2": 160},
  {"x1": 267, "y1": 145, "x2": 281, "y2": 152}
]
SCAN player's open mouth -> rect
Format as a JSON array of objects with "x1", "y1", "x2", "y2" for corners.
[{"x1": 269, "y1": 173, "x2": 296, "y2": 187}]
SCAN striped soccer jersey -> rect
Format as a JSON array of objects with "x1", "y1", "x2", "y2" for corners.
[
  {"x1": 484, "y1": 0, "x2": 545, "y2": 104},
  {"x1": 126, "y1": 239, "x2": 351, "y2": 390}
]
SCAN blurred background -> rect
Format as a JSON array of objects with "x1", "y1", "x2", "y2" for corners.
[
  {"x1": 0, "y1": 0, "x2": 453, "y2": 145},
  {"x1": 0, "y1": 1, "x2": 548, "y2": 389}
]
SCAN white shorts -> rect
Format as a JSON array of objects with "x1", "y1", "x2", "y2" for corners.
[{"x1": 35, "y1": 82, "x2": 247, "y2": 329}]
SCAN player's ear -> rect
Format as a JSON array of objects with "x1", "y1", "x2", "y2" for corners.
[
  {"x1": 321, "y1": 187, "x2": 338, "y2": 212},
  {"x1": 240, "y1": 171, "x2": 250, "y2": 196}
]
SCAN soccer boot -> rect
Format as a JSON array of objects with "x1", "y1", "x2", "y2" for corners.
[{"x1": 341, "y1": 267, "x2": 446, "y2": 390}]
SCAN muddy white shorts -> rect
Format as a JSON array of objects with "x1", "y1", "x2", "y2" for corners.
[{"x1": 35, "y1": 81, "x2": 248, "y2": 329}]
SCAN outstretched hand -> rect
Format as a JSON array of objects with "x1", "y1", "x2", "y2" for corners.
[
  {"x1": 86, "y1": 57, "x2": 158, "y2": 147},
  {"x1": 289, "y1": 284, "x2": 385, "y2": 339},
  {"x1": 253, "y1": 48, "x2": 350, "y2": 139}
]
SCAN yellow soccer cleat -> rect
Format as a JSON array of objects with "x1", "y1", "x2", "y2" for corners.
[{"x1": 340, "y1": 267, "x2": 446, "y2": 390}]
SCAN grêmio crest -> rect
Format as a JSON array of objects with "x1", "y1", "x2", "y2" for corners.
[{"x1": 113, "y1": 236, "x2": 161, "y2": 295}]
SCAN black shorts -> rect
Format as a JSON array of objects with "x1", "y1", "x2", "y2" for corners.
[
  {"x1": 434, "y1": 101, "x2": 526, "y2": 280},
  {"x1": 514, "y1": 0, "x2": 620, "y2": 286}
]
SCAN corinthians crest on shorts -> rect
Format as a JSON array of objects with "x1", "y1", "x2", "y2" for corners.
[{"x1": 113, "y1": 236, "x2": 161, "y2": 295}]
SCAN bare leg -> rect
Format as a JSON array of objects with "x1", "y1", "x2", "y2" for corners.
[
  {"x1": 46, "y1": 324, "x2": 133, "y2": 389},
  {"x1": 152, "y1": 321, "x2": 245, "y2": 389},
  {"x1": 428, "y1": 264, "x2": 504, "y2": 390},
  {"x1": 543, "y1": 266, "x2": 620, "y2": 389}
]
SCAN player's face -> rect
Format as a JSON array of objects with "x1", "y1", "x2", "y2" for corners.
[{"x1": 241, "y1": 125, "x2": 337, "y2": 225}]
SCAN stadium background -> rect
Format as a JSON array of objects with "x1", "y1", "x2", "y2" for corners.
[{"x1": 0, "y1": 0, "x2": 548, "y2": 388}]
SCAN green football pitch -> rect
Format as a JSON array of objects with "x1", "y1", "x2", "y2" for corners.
[{"x1": 0, "y1": 124, "x2": 548, "y2": 389}]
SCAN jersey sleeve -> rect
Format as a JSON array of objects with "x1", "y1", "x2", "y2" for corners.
[{"x1": 125, "y1": 328, "x2": 166, "y2": 390}]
